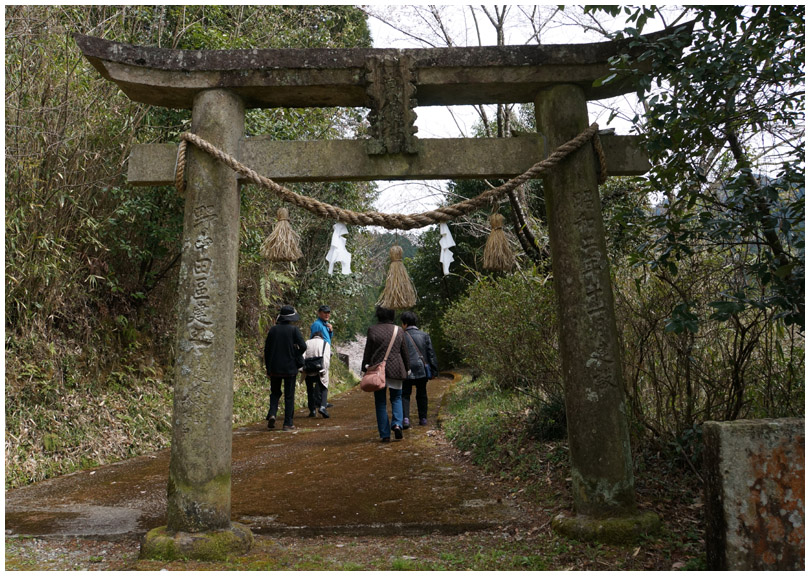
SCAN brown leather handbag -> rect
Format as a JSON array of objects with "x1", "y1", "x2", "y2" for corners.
[{"x1": 360, "y1": 326, "x2": 398, "y2": 392}]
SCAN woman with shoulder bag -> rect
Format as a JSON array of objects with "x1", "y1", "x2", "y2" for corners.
[{"x1": 361, "y1": 306, "x2": 410, "y2": 442}]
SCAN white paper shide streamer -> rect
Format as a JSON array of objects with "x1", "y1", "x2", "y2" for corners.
[
  {"x1": 326, "y1": 222, "x2": 352, "y2": 275},
  {"x1": 439, "y1": 223, "x2": 455, "y2": 275}
]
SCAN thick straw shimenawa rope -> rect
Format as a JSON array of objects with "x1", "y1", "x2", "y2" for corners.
[{"x1": 174, "y1": 124, "x2": 607, "y2": 230}]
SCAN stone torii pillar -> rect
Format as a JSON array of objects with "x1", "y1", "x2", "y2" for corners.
[
  {"x1": 536, "y1": 85, "x2": 658, "y2": 540},
  {"x1": 75, "y1": 27, "x2": 684, "y2": 557},
  {"x1": 151, "y1": 89, "x2": 253, "y2": 556}
]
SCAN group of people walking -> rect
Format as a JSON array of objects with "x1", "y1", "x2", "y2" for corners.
[
  {"x1": 264, "y1": 304, "x2": 334, "y2": 430},
  {"x1": 362, "y1": 306, "x2": 438, "y2": 442},
  {"x1": 263, "y1": 303, "x2": 439, "y2": 440}
]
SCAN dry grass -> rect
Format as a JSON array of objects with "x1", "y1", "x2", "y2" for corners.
[{"x1": 4, "y1": 330, "x2": 356, "y2": 489}]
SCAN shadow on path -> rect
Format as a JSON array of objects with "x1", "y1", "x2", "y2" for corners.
[{"x1": 6, "y1": 374, "x2": 521, "y2": 541}]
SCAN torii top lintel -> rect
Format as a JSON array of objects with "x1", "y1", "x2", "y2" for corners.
[{"x1": 75, "y1": 29, "x2": 672, "y2": 110}]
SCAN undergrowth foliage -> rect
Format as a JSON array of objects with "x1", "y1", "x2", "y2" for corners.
[
  {"x1": 5, "y1": 333, "x2": 173, "y2": 488},
  {"x1": 442, "y1": 374, "x2": 572, "y2": 508},
  {"x1": 5, "y1": 5, "x2": 372, "y2": 488},
  {"x1": 441, "y1": 259, "x2": 804, "y2": 450}
]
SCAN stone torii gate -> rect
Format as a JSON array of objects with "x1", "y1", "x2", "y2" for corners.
[{"x1": 78, "y1": 30, "x2": 665, "y2": 558}]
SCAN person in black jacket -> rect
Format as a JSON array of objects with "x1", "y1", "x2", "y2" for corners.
[
  {"x1": 264, "y1": 305, "x2": 307, "y2": 431},
  {"x1": 400, "y1": 311, "x2": 439, "y2": 428}
]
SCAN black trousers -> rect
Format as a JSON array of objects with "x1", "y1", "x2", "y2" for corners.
[
  {"x1": 402, "y1": 377, "x2": 428, "y2": 420},
  {"x1": 267, "y1": 374, "x2": 297, "y2": 426},
  {"x1": 305, "y1": 375, "x2": 328, "y2": 411}
]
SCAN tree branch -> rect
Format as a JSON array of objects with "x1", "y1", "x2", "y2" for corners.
[{"x1": 724, "y1": 124, "x2": 787, "y2": 265}]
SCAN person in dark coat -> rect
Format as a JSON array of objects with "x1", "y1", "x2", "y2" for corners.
[
  {"x1": 400, "y1": 311, "x2": 439, "y2": 428},
  {"x1": 264, "y1": 305, "x2": 307, "y2": 431},
  {"x1": 362, "y1": 306, "x2": 410, "y2": 442}
]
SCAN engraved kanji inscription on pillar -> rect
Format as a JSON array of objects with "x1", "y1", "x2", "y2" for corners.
[
  {"x1": 168, "y1": 89, "x2": 244, "y2": 534},
  {"x1": 535, "y1": 85, "x2": 636, "y2": 519}
]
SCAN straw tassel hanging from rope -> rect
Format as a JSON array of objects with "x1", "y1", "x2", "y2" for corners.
[
  {"x1": 378, "y1": 245, "x2": 417, "y2": 309},
  {"x1": 483, "y1": 212, "x2": 515, "y2": 271},
  {"x1": 262, "y1": 207, "x2": 303, "y2": 262}
]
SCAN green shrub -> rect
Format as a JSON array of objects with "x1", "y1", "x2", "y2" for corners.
[
  {"x1": 527, "y1": 394, "x2": 567, "y2": 442},
  {"x1": 441, "y1": 268, "x2": 561, "y2": 400}
]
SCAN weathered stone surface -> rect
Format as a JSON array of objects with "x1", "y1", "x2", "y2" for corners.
[
  {"x1": 365, "y1": 54, "x2": 418, "y2": 155},
  {"x1": 168, "y1": 89, "x2": 244, "y2": 534},
  {"x1": 128, "y1": 133, "x2": 648, "y2": 186},
  {"x1": 75, "y1": 24, "x2": 691, "y2": 109},
  {"x1": 535, "y1": 85, "x2": 637, "y2": 519},
  {"x1": 140, "y1": 523, "x2": 253, "y2": 561},
  {"x1": 552, "y1": 510, "x2": 661, "y2": 545},
  {"x1": 704, "y1": 418, "x2": 805, "y2": 570}
]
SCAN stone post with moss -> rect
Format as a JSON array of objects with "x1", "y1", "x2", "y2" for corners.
[
  {"x1": 140, "y1": 89, "x2": 253, "y2": 559},
  {"x1": 535, "y1": 84, "x2": 659, "y2": 543}
]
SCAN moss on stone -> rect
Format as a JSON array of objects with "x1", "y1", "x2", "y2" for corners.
[
  {"x1": 140, "y1": 526, "x2": 181, "y2": 561},
  {"x1": 166, "y1": 472, "x2": 233, "y2": 533},
  {"x1": 140, "y1": 522, "x2": 253, "y2": 561},
  {"x1": 552, "y1": 511, "x2": 661, "y2": 545}
]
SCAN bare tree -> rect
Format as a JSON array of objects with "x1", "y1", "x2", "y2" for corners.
[{"x1": 363, "y1": 5, "x2": 563, "y2": 264}]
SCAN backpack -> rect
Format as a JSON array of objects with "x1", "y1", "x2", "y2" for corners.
[{"x1": 303, "y1": 339, "x2": 327, "y2": 375}]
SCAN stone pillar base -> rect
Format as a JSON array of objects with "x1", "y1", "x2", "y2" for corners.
[
  {"x1": 552, "y1": 511, "x2": 660, "y2": 545},
  {"x1": 140, "y1": 522, "x2": 253, "y2": 561}
]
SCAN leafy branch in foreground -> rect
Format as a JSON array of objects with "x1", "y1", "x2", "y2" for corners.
[{"x1": 590, "y1": 5, "x2": 805, "y2": 330}]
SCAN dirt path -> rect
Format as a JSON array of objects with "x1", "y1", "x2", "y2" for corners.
[
  {"x1": 5, "y1": 369, "x2": 704, "y2": 570},
  {"x1": 6, "y1": 374, "x2": 528, "y2": 565}
]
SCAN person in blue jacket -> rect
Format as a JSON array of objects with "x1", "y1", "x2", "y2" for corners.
[
  {"x1": 309, "y1": 304, "x2": 334, "y2": 409},
  {"x1": 310, "y1": 304, "x2": 333, "y2": 344}
]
